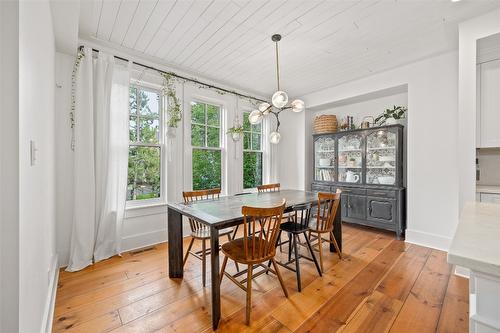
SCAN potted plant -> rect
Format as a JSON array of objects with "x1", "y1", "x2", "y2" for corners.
[
  {"x1": 375, "y1": 105, "x2": 407, "y2": 125},
  {"x1": 227, "y1": 125, "x2": 244, "y2": 142}
]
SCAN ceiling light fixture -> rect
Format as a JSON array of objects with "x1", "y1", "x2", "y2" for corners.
[{"x1": 248, "y1": 34, "x2": 305, "y2": 144}]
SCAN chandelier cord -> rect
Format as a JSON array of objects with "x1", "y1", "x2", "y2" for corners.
[{"x1": 275, "y1": 40, "x2": 280, "y2": 91}]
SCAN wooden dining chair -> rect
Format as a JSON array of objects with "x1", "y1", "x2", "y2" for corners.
[
  {"x1": 257, "y1": 183, "x2": 280, "y2": 193},
  {"x1": 272, "y1": 202, "x2": 322, "y2": 291},
  {"x1": 182, "y1": 188, "x2": 236, "y2": 287},
  {"x1": 308, "y1": 191, "x2": 342, "y2": 273},
  {"x1": 220, "y1": 200, "x2": 288, "y2": 325}
]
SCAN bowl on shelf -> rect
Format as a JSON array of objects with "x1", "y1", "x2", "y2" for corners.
[
  {"x1": 377, "y1": 176, "x2": 395, "y2": 185},
  {"x1": 379, "y1": 156, "x2": 394, "y2": 162},
  {"x1": 319, "y1": 158, "x2": 331, "y2": 167}
]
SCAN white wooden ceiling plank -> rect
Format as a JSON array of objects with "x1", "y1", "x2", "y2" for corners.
[
  {"x1": 194, "y1": 0, "x2": 290, "y2": 72},
  {"x1": 109, "y1": 0, "x2": 140, "y2": 44},
  {"x1": 78, "y1": 0, "x2": 103, "y2": 37},
  {"x1": 122, "y1": 0, "x2": 159, "y2": 47},
  {"x1": 96, "y1": 0, "x2": 122, "y2": 41},
  {"x1": 78, "y1": 0, "x2": 500, "y2": 97},
  {"x1": 146, "y1": 0, "x2": 196, "y2": 56},
  {"x1": 185, "y1": 0, "x2": 270, "y2": 69},
  {"x1": 197, "y1": 0, "x2": 309, "y2": 75},
  {"x1": 132, "y1": 0, "x2": 177, "y2": 51},
  {"x1": 169, "y1": 2, "x2": 242, "y2": 63},
  {"x1": 158, "y1": 0, "x2": 224, "y2": 60}
]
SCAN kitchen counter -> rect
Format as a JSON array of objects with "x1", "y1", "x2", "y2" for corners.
[
  {"x1": 448, "y1": 202, "x2": 500, "y2": 276},
  {"x1": 476, "y1": 185, "x2": 500, "y2": 194},
  {"x1": 448, "y1": 202, "x2": 500, "y2": 333}
]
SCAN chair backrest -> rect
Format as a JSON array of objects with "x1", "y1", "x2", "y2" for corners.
[
  {"x1": 241, "y1": 200, "x2": 286, "y2": 262},
  {"x1": 314, "y1": 191, "x2": 341, "y2": 232},
  {"x1": 288, "y1": 202, "x2": 313, "y2": 229},
  {"x1": 257, "y1": 183, "x2": 280, "y2": 193},
  {"x1": 182, "y1": 188, "x2": 221, "y2": 231}
]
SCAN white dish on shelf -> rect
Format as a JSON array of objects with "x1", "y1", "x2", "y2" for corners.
[
  {"x1": 379, "y1": 156, "x2": 394, "y2": 162},
  {"x1": 319, "y1": 158, "x2": 331, "y2": 166},
  {"x1": 378, "y1": 176, "x2": 395, "y2": 185}
]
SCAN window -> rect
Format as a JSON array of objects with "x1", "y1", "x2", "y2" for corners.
[
  {"x1": 127, "y1": 86, "x2": 162, "y2": 201},
  {"x1": 191, "y1": 101, "x2": 222, "y2": 190},
  {"x1": 243, "y1": 111, "x2": 263, "y2": 189}
]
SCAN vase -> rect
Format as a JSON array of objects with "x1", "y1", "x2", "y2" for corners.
[
  {"x1": 385, "y1": 118, "x2": 397, "y2": 125},
  {"x1": 166, "y1": 126, "x2": 176, "y2": 138},
  {"x1": 231, "y1": 132, "x2": 242, "y2": 142}
]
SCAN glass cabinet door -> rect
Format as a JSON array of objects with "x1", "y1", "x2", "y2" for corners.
[
  {"x1": 338, "y1": 133, "x2": 363, "y2": 184},
  {"x1": 366, "y1": 129, "x2": 397, "y2": 185},
  {"x1": 314, "y1": 136, "x2": 336, "y2": 182}
]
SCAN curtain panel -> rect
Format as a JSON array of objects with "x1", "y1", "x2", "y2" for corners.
[{"x1": 67, "y1": 47, "x2": 130, "y2": 272}]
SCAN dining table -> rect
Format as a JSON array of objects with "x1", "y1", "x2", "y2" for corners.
[{"x1": 167, "y1": 189, "x2": 342, "y2": 330}]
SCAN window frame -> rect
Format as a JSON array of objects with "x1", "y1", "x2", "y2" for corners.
[
  {"x1": 126, "y1": 84, "x2": 165, "y2": 207},
  {"x1": 190, "y1": 99, "x2": 225, "y2": 192},
  {"x1": 242, "y1": 110, "x2": 264, "y2": 190}
]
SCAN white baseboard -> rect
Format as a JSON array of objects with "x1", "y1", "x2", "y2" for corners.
[
  {"x1": 405, "y1": 229, "x2": 451, "y2": 252},
  {"x1": 121, "y1": 229, "x2": 167, "y2": 253},
  {"x1": 42, "y1": 255, "x2": 59, "y2": 333}
]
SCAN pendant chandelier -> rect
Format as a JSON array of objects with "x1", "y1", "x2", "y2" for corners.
[{"x1": 248, "y1": 34, "x2": 305, "y2": 144}]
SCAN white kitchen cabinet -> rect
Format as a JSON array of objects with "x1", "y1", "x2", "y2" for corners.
[
  {"x1": 480, "y1": 193, "x2": 500, "y2": 204},
  {"x1": 478, "y1": 59, "x2": 500, "y2": 148}
]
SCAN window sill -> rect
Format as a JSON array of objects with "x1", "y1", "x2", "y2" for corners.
[{"x1": 126, "y1": 201, "x2": 167, "y2": 211}]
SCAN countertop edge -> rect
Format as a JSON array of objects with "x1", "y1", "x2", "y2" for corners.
[{"x1": 447, "y1": 252, "x2": 500, "y2": 277}]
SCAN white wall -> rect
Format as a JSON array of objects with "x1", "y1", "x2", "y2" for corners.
[
  {"x1": 300, "y1": 51, "x2": 459, "y2": 251},
  {"x1": 458, "y1": 8, "x2": 500, "y2": 211},
  {"x1": 19, "y1": 1, "x2": 58, "y2": 332},
  {"x1": 1, "y1": 2, "x2": 20, "y2": 332},
  {"x1": 276, "y1": 110, "x2": 306, "y2": 190}
]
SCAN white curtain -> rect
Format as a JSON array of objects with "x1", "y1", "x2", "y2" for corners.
[{"x1": 67, "y1": 47, "x2": 130, "y2": 271}]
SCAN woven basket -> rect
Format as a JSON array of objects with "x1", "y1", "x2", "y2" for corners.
[{"x1": 314, "y1": 115, "x2": 338, "y2": 134}]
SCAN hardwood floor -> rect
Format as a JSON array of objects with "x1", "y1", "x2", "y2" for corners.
[{"x1": 53, "y1": 224, "x2": 468, "y2": 333}]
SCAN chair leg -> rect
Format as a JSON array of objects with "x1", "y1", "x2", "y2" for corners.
[
  {"x1": 267, "y1": 229, "x2": 282, "y2": 275},
  {"x1": 201, "y1": 239, "x2": 207, "y2": 287},
  {"x1": 293, "y1": 234, "x2": 302, "y2": 292},
  {"x1": 227, "y1": 233, "x2": 239, "y2": 272},
  {"x1": 183, "y1": 237, "x2": 194, "y2": 266},
  {"x1": 271, "y1": 258, "x2": 288, "y2": 298},
  {"x1": 287, "y1": 232, "x2": 292, "y2": 262},
  {"x1": 279, "y1": 231, "x2": 283, "y2": 253},
  {"x1": 317, "y1": 233, "x2": 324, "y2": 273},
  {"x1": 330, "y1": 231, "x2": 342, "y2": 259},
  {"x1": 231, "y1": 225, "x2": 239, "y2": 240},
  {"x1": 304, "y1": 231, "x2": 322, "y2": 276},
  {"x1": 220, "y1": 255, "x2": 228, "y2": 286},
  {"x1": 246, "y1": 264, "x2": 253, "y2": 325}
]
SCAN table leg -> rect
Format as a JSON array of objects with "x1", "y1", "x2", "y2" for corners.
[
  {"x1": 168, "y1": 208, "x2": 183, "y2": 278},
  {"x1": 210, "y1": 226, "x2": 221, "y2": 330},
  {"x1": 330, "y1": 201, "x2": 342, "y2": 253}
]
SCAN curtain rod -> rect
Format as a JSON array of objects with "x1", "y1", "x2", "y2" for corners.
[{"x1": 79, "y1": 45, "x2": 266, "y2": 103}]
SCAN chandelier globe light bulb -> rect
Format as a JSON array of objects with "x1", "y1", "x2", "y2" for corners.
[
  {"x1": 271, "y1": 91, "x2": 288, "y2": 108},
  {"x1": 248, "y1": 110, "x2": 263, "y2": 124}
]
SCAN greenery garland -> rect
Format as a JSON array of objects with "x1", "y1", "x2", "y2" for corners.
[
  {"x1": 70, "y1": 49, "x2": 85, "y2": 151},
  {"x1": 226, "y1": 125, "x2": 244, "y2": 135},
  {"x1": 162, "y1": 73, "x2": 183, "y2": 128},
  {"x1": 375, "y1": 105, "x2": 407, "y2": 125}
]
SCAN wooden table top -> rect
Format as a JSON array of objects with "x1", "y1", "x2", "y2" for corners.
[{"x1": 167, "y1": 189, "x2": 319, "y2": 227}]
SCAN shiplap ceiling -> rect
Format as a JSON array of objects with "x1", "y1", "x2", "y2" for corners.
[{"x1": 79, "y1": 0, "x2": 500, "y2": 97}]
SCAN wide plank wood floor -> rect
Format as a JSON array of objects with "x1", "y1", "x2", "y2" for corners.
[{"x1": 53, "y1": 224, "x2": 468, "y2": 333}]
